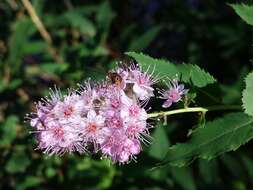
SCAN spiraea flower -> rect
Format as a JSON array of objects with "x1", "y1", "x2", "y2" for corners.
[
  {"x1": 27, "y1": 63, "x2": 157, "y2": 164},
  {"x1": 159, "y1": 78, "x2": 188, "y2": 108},
  {"x1": 129, "y1": 64, "x2": 157, "y2": 101}
]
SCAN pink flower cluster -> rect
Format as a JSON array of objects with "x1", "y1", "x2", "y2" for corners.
[{"x1": 29, "y1": 64, "x2": 157, "y2": 164}]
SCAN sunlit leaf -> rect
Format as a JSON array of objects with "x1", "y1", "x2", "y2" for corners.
[
  {"x1": 242, "y1": 72, "x2": 253, "y2": 116},
  {"x1": 126, "y1": 52, "x2": 216, "y2": 87},
  {"x1": 231, "y1": 4, "x2": 253, "y2": 26}
]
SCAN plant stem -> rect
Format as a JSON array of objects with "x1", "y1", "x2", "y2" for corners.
[
  {"x1": 147, "y1": 105, "x2": 242, "y2": 118},
  {"x1": 21, "y1": 0, "x2": 64, "y2": 64}
]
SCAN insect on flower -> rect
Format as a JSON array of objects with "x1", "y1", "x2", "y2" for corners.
[
  {"x1": 108, "y1": 71, "x2": 123, "y2": 88},
  {"x1": 27, "y1": 62, "x2": 157, "y2": 164}
]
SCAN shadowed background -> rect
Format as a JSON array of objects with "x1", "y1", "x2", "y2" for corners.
[{"x1": 0, "y1": 0, "x2": 253, "y2": 189}]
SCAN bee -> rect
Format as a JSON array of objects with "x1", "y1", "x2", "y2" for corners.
[
  {"x1": 107, "y1": 71, "x2": 123, "y2": 87},
  {"x1": 92, "y1": 98, "x2": 103, "y2": 109},
  {"x1": 31, "y1": 115, "x2": 46, "y2": 129}
]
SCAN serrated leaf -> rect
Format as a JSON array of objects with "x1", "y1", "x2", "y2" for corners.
[
  {"x1": 230, "y1": 4, "x2": 253, "y2": 26},
  {"x1": 126, "y1": 52, "x2": 216, "y2": 87},
  {"x1": 161, "y1": 112, "x2": 253, "y2": 167},
  {"x1": 242, "y1": 72, "x2": 253, "y2": 116},
  {"x1": 126, "y1": 52, "x2": 178, "y2": 78},
  {"x1": 149, "y1": 123, "x2": 170, "y2": 160},
  {"x1": 177, "y1": 64, "x2": 216, "y2": 87}
]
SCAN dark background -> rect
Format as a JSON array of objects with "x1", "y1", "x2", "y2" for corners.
[{"x1": 0, "y1": 0, "x2": 253, "y2": 189}]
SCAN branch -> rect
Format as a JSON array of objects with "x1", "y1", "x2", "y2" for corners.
[
  {"x1": 148, "y1": 105, "x2": 242, "y2": 118},
  {"x1": 21, "y1": 0, "x2": 64, "y2": 64}
]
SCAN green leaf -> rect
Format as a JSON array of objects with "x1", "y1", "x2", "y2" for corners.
[
  {"x1": 96, "y1": 2, "x2": 114, "y2": 27},
  {"x1": 126, "y1": 52, "x2": 216, "y2": 87},
  {"x1": 171, "y1": 167, "x2": 196, "y2": 190},
  {"x1": 149, "y1": 123, "x2": 170, "y2": 160},
  {"x1": 64, "y1": 11, "x2": 96, "y2": 37},
  {"x1": 8, "y1": 17, "x2": 36, "y2": 68},
  {"x1": 128, "y1": 26, "x2": 162, "y2": 52},
  {"x1": 230, "y1": 4, "x2": 253, "y2": 26},
  {"x1": 126, "y1": 52, "x2": 178, "y2": 78},
  {"x1": 40, "y1": 63, "x2": 69, "y2": 74},
  {"x1": 22, "y1": 41, "x2": 47, "y2": 54},
  {"x1": 0, "y1": 115, "x2": 18, "y2": 146},
  {"x1": 6, "y1": 151, "x2": 31, "y2": 173},
  {"x1": 45, "y1": 167, "x2": 57, "y2": 178},
  {"x1": 241, "y1": 154, "x2": 253, "y2": 181},
  {"x1": 161, "y1": 112, "x2": 253, "y2": 167},
  {"x1": 220, "y1": 154, "x2": 245, "y2": 178},
  {"x1": 198, "y1": 159, "x2": 218, "y2": 184},
  {"x1": 177, "y1": 64, "x2": 216, "y2": 88},
  {"x1": 242, "y1": 72, "x2": 253, "y2": 116},
  {"x1": 16, "y1": 176, "x2": 41, "y2": 190}
]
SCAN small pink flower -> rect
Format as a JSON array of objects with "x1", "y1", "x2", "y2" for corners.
[
  {"x1": 159, "y1": 79, "x2": 188, "y2": 108},
  {"x1": 129, "y1": 65, "x2": 157, "y2": 101},
  {"x1": 101, "y1": 129, "x2": 141, "y2": 163},
  {"x1": 120, "y1": 93, "x2": 147, "y2": 122},
  {"x1": 80, "y1": 110, "x2": 108, "y2": 148},
  {"x1": 38, "y1": 121, "x2": 83, "y2": 155},
  {"x1": 125, "y1": 121, "x2": 146, "y2": 138},
  {"x1": 119, "y1": 139, "x2": 141, "y2": 163},
  {"x1": 53, "y1": 93, "x2": 83, "y2": 124},
  {"x1": 106, "y1": 113, "x2": 123, "y2": 129}
]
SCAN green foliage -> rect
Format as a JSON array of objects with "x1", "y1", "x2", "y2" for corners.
[
  {"x1": 8, "y1": 17, "x2": 36, "y2": 69},
  {"x1": 0, "y1": 116, "x2": 18, "y2": 146},
  {"x1": 128, "y1": 26, "x2": 162, "y2": 52},
  {"x1": 1, "y1": 0, "x2": 253, "y2": 189},
  {"x1": 242, "y1": 72, "x2": 253, "y2": 116},
  {"x1": 161, "y1": 113, "x2": 253, "y2": 167},
  {"x1": 126, "y1": 52, "x2": 216, "y2": 87},
  {"x1": 16, "y1": 176, "x2": 42, "y2": 190},
  {"x1": 170, "y1": 167, "x2": 196, "y2": 190},
  {"x1": 5, "y1": 148, "x2": 31, "y2": 173},
  {"x1": 63, "y1": 11, "x2": 96, "y2": 38},
  {"x1": 231, "y1": 4, "x2": 253, "y2": 26},
  {"x1": 149, "y1": 123, "x2": 170, "y2": 160},
  {"x1": 177, "y1": 64, "x2": 216, "y2": 88}
]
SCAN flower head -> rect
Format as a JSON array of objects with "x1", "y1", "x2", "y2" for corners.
[
  {"x1": 27, "y1": 62, "x2": 155, "y2": 164},
  {"x1": 159, "y1": 79, "x2": 188, "y2": 108},
  {"x1": 128, "y1": 65, "x2": 157, "y2": 101}
]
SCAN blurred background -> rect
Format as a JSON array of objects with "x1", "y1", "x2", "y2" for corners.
[{"x1": 1, "y1": 0, "x2": 253, "y2": 189}]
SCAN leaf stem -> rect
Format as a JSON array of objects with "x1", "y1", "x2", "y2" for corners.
[{"x1": 147, "y1": 105, "x2": 242, "y2": 118}]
